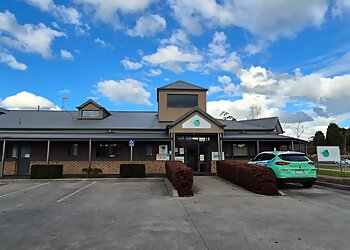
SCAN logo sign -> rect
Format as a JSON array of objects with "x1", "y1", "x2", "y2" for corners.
[
  {"x1": 317, "y1": 146, "x2": 340, "y2": 162},
  {"x1": 182, "y1": 114, "x2": 211, "y2": 129},
  {"x1": 129, "y1": 139, "x2": 134, "y2": 147}
]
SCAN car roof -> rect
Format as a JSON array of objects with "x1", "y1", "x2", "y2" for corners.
[{"x1": 259, "y1": 151, "x2": 306, "y2": 155}]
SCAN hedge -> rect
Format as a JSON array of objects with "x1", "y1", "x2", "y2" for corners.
[
  {"x1": 165, "y1": 161, "x2": 193, "y2": 196},
  {"x1": 217, "y1": 161, "x2": 279, "y2": 196},
  {"x1": 30, "y1": 165, "x2": 63, "y2": 179},
  {"x1": 120, "y1": 164, "x2": 145, "y2": 178}
]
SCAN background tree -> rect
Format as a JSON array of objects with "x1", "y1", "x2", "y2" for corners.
[
  {"x1": 219, "y1": 111, "x2": 235, "y2": 121},
  {"x1": 295, "y1": 121, "x2": 307, "y2": 139},
  {"x1": 326, "y1": 123, "x2": 343, "y2": 146},
  {"x1": 313, "y1": 131, "x2": 326, "y2": 146},
  {"x1": 246, "y1": 105, "x2": 262, "y2": 119}
]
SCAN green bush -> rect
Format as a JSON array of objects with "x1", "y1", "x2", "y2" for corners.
[
  {"x1": 120, "y1": 164, "x2": 145, "y2": 178},
  {"x1": 82, "y1": 168, "x2": 103, "y2": 175},
  {"x1": 30, "y1": 165, "x2": 63, "y2": 179}
]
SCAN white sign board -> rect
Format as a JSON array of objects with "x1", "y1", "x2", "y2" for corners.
[
  {"x1": 211, "y1": 152, "x2": 225, "y2": 161},
  {"x1": 129, "y1": 139, "x2": 134, "y2": 147},
  {"x1": 156, "y1": 154, "x2": 170, "y2": 161},
  {"x1": 182, "y1": 114, "x2": 212, "y2": 129},
  {"x1": 317, "y1": 146, "x2": 341, "y2": 162},
  {"x1": 159, "y1": 145, "x2": 168, "y2": 154},
  {"x1": 175, "y1": 156, "x2": 185, "y2": 163}
]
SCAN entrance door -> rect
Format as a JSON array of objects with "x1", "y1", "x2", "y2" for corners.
[
  {"x1": 17, "y1": 145, "x2": 31, "y2": 175},
  {"x1": 185, "y1": 143, "x2": 199, "y2": 172}
]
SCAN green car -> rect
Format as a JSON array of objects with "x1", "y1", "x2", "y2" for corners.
[{"x1": 249, "y1": 151, "x2": 317, "y2": 188}]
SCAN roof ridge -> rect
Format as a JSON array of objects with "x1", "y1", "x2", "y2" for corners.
[
  {"x1": 158, "y1": 80, "x2": 207, "y2": 90},
  {"x1": 240, "y1": 116, "x2": 278, "y2": 122}
]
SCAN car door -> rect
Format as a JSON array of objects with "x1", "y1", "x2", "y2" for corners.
[{"x1": 251, "y1": 153, "x2": 275, "y2": 167}]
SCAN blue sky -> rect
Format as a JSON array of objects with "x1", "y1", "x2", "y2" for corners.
[{"x1": 0, "y1": 0, "x2": 350, "y2": 139}]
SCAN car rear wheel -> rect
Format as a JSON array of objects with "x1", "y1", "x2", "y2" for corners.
[{"x1": 302, "y1": 181, "x2": 315, "y2": 188}]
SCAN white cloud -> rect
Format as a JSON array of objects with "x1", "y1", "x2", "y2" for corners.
[
  {"x1": 120, "y1": 57, "x2": 143, "y2": 70},
  {"x1": 0, "y1": 91, "x2": 59, "y2": 110},
  {"x1": 218, "y1": 75, "x2": 231, "y2": 84},
  {"x1": 332, "y1": 0, "x2": 350, "y2": 17},
  {"x1": 244, "y1": 41, "x2": 268, "y2": 55},
  {"x1": 75, "y1": 0, "x2": 155, "y2": 28},
  {"x1": 169, "y1": 0, "x2": 328, "y2": 40},
  {"x1": 0, "y1": 10, "x2": 64, "y2": 58},
  {"x1": 60, "y1": 49, "x2": 74, "y2": 60},
  {"x1": 96, "y1": 79, "x2": 151, "y2": 105},
  {"x1": 207, "y1": 93, "x2": 280, "y2": 121},
  {"x1": 160, "y1": 29, "x2": 190, "y2": 46},
  {"x1": 206, "y1": 51, "x2": 241, "y2": 74},
  {"x1": 59, "y1": 89, "x2": 70, "y2": 94},
  {"x1": 142, "y1": 45, "x2": 202, "y2": 72},
  {"x1": 24, "y1": 0, "x2": 89, "y2": 35},
  {"x1": 94, "y1": 37, "x2": 112, "y2": 48},
  {"x1": 127, "y1": 14, "x2": 166, "y2": 37},
  {"x1": 208, "y1": 75, "x2": 240, "y2": 97},
  {"x1": 208, "y1": 31, "x2": 229, "y2": 57},
  {"x1": 148, "y1": 68, "x2": 162, "y2": 76},
  {"x1": 0, "y1": 52, "x2": 27, "y2": 70}
]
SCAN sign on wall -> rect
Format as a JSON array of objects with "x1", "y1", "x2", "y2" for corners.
[
  {"x1": 317, "y1": 146, "x2": 341, "y2": 162},
  {"x1": 159, "y1": 145, "x2": 168, "y2": 154},
  {"x1": 156, "y1": 154, "x2": 170, "y2": 161},
  {"x1": 182, "y1": 114, "x2": 212, "y2": 129}
]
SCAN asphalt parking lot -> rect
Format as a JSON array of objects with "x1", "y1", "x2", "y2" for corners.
[{"x1": 0, "y1": 177, "x2": 349, "y2": 250}]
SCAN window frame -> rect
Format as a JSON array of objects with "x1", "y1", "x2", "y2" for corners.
[
  {"x1": 81, "y1": 110, "x2": 100, "y2": 118},
  {"x1": 167, "y1": 94, "x2": 198, "y2": 108}
]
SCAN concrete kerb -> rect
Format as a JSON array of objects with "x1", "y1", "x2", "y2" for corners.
[
  {"x1": 316, "y1": 181, "x2": 350, "y2": 191},
  {"x1": 0, "y1": 177, "x2": 165, "y2": 184},
  {"x1": 164, "y1": 178, "x2": 179, "y2": 197}
]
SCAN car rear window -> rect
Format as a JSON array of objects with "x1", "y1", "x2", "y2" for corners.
[{"x1": 279, "y1": 154, "x2": 309, "y2": 162}]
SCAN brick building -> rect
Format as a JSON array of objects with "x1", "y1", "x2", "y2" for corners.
[{"x1": 0, "y1": 81, "x2": 306, "y2": 177}]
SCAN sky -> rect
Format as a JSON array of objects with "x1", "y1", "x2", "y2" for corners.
[{"x1": 0, "y1": 0, "x2": 350, "y2": 140}]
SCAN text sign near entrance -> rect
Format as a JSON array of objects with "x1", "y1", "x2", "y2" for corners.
[{"x1": 316, "y1": 146, "x2": 340, "y2": 162}]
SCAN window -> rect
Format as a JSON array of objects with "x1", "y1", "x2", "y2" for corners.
[
  {"x1": 96, "y1": 143, "x2": 119, "y2": 158},
  {"x1": 167, "y1": 94, "x2": 198, "y2": 108},
  {"x1": 68, "y1": 144, "x2": 78, "y2": 157},
  {"x1": 11, "y1": 145, "x2": 18, "y2": 158},
  {"x1": 82, "y1": 110, "x2": 100, "y2": 118},
  {"x1": 252, "y1": 153, "x2": 275, "y2": 161},
  {"x1": 279, "y1": 154, "x2": 309, "y2": 162},
  {"x1": 233, "y1": 144, "x2": 248, "y2": 156},
  {"x1": 146, "y1": 144, "x2": 153, "y2": 156}
]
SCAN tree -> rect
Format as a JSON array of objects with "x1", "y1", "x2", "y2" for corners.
[
  {"x1": 313, "y1": 131, "x2": 326, "y2": 146},
  {"x1": 295, "y1": 121, "x2": 307, "y2": 139},
  {"x1": 219, "y1": 111, "x2": 235, "y2": 121},
  {"x1": 326, "y1": 123, "x2": 343, "y2": 146},
  {"x1": 246, "y1": 105, "x2": 262, "y2": 119}
]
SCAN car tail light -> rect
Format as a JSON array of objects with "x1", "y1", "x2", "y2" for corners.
[
  {"x1": 308, "y1": 162, "x2": 315, "y2": 165},
  {"x1": 275, "y1": 161, "x2": 290, "y2": 166}
]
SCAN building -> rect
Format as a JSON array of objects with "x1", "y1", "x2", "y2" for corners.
[{"x1": 0, "y1": 81, "x2": 306, "y2": 177}]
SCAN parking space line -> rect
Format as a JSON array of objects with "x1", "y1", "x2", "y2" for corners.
[
  {"x1": 57, "y1": 181, "x2": 96, "y2": 203},
  {"x1": 0, "y1": 182, "x2": 49, "y2": 199}
]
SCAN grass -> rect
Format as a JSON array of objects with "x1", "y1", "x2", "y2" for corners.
[{"x1": 317, "y1": 169, "x2": 350, "y2": 178}]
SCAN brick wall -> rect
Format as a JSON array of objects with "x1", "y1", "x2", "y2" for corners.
[{"x1": 3, "y1": 160, "x2": 16, "y2": 175}]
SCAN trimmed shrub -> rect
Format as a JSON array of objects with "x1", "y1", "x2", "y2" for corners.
[
  {"x1": 120, "y1": 164, "x2": 145, "y2": 178},
  {"x1": 166, "y1": 161, "x2": 193, "y2": 196},
  {"x1": 217, "y1": 161, "x2": 279, "y2": 196},
  {"x1": 30, "y1": 165, "x2": 63, "y2": 179},
  {"x1": 82, "y1": 168, "x2": 103, "y2": 175}
]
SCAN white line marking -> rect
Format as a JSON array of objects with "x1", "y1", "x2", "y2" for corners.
[
  {"x1": 57, "y1": 181, "x2": 96, "y2": 203},
  {"x1": 0, "y1": 182, "x2": 49, "y2": 198}
]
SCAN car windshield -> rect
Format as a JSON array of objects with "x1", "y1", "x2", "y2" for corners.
[{"x1": 279, "y1": 154, "x2": 309, "y2": 162}]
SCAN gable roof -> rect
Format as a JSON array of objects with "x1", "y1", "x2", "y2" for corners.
[
  {"x1": 76, "y1": 99, "x2": 111, "y2": 116},
  {"x1": 168, "y1": 106, "x2": 225, "y2": 128},
  {"x1": 158, "y1": 80, "x2": 207, "y2": 91},
  {"x1": 239, "y1": 117, "x2": 284, "y2": 133}
]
